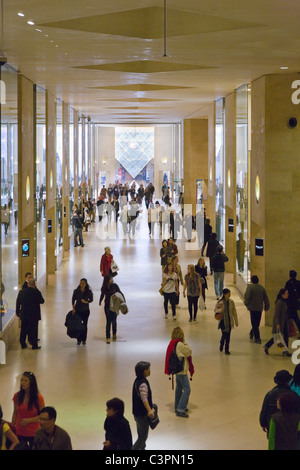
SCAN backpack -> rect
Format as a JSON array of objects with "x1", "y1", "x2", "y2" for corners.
[{"x1": 168, "y1": 343, "x2": 184, "y2": 389}]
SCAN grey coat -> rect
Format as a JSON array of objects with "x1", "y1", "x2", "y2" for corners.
[
  {"x1": 272, "y1": 299, "x2": 288, "y2": 335},
  {"x1": 244, "y1": 283, "x2": 270, "y2": 312}
]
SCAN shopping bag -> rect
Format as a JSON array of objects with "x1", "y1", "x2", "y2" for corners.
[
  {"x1": 199, "y1": 295, "x2": 205, "y2": 311},
  {"x1": 273, "y1": 332, "x2": 289, "y2": 351}
]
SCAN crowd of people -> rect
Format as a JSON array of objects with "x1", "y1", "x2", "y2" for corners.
[{"x1": 3, "y1": 181, "x2": 300, "y2": 451}]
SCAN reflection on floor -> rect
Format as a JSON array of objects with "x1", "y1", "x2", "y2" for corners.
[{"x1": 0, "y1": 207, "x2": 296, "y2": 450}]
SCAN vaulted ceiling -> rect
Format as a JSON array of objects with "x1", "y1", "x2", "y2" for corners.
[{"x1": 1, "y1": 0, "x2": 300, "y2": 123}]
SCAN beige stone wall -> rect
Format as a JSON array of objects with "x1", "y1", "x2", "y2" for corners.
[
  {"x1": 183, "y1": 118, "x2": 208, "y2": 211},
  {"x1": 251, "y1": 73, "x2": 300, "y2": 324}
]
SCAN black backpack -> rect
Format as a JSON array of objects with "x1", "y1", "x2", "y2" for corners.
[{"x1": 168, "y1": 343, "x2": 184, "y2": 389}]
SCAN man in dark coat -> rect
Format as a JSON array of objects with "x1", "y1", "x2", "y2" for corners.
[
  {"x1": 19, "y1": 279, "x2": 44, "y2": 349},
  {"x1": 284, "y1": 270, "x2": 300, "y2": 337}
]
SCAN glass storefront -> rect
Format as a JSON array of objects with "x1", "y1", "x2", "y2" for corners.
[
  {"x1": 0, "y1": 64, "x2": 18, "y2": 330},
  {"x1": 35, "y1": 85, "x2": 46, "y2": 281},
  {"x1": 56, "y1": 99, "x2": 63, "y2": 259},
  {"x1": 215, "y1": 98, "x2": 225, "y2": 246},
  {"x1": 236, "y1": 84, "x2": 251, "y2": 282},
  {"x1": 69, "y1": 107, "x2": 74, "y2": 222}
]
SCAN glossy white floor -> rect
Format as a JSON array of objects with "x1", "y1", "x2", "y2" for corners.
[{"x1": 0, "y1": 207, "x2": 296, "y2": 451}]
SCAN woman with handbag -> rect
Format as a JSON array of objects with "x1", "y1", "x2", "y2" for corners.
[
  {"x1": 264, "y1": 288, "x2": 291, "y2": 357},
  {"x1": 215, "y1": 288, "x2": 238, "y2": 355}
]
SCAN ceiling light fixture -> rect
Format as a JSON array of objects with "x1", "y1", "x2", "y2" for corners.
[
  {"x1": 18, "y1": 12, "x2": 25, "y2": 17},
  {"x1": 27, "y1": 20, "x2": 35, "y2": 25},
  {"x1": 163, "y1": 0, "x2": 168, "y2": 57},
  {"x1": 280, "y1": 66, "x2": 288, "y2": 70}
]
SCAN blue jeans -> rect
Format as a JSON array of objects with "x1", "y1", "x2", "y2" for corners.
[
  {"x1": 175, "y1": 374, "x2": 191, "y2": 413},
  {"x1": 214, "y1": 271, "x2": 225, "y2": 297},
  {"x1": 74, "y1": 227, "x2": 83, "y2": 246},
  {"x1": 104, "y1": 306, "x2": 117, "y2": 339}
]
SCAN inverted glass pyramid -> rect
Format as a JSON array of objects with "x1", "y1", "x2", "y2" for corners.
[{"x1": 115, "y1": 127, "x2": 154, "y2": 178}]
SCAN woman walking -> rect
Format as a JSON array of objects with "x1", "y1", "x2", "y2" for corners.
[
  {"x1": 12, "y1": 372, "x2": 45, "y2": 449},
  {"x1": 132, "y1": 361, "x2": 155, "y2": 450},
  {"x1": 195, "y1": 257, "x2": 208, "y2": 305},
  {"x1": 99, "y1": 275, "x2": 125, "y2": 344},
  {"x1": 160, "y1": 239, "x2": 172, "y2": 274},
  {"x1": 72, "y1": 278, "x2": 94, "y2": 345},
  {"x1": 215, "y1": 288, "x2": 238, "y2": 354},
  {"x1": 161, "y1": 263, "x2": 179, "y2": 320},
  {"x1": 183, "y1": 264, "x2": 202, "y2": 322},
  {"x1": 264, "y1": 288, "x2": 291, "y2": 357}
]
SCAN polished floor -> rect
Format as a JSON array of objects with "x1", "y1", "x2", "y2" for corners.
[{"x1": 0, "y1": 205, "x2": 297, "y2": 451}]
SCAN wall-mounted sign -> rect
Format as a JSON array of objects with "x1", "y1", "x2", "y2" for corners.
[
  {"x1": 48, "y1": 219, "x2": 52, "y2": 234},
  {"x1": 228, "y1": 218, "x2": 234, "y2": 233},
  {"x1": 22, "y1": 239, "x2": 30, "y2": 257}
]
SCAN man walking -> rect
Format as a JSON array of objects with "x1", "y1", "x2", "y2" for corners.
[
  {"x1": 211, "y1": 245, "x2": 228, "y2": 299},
  {"x1": 72, "y1": 210, "x2": 84, "y2": 247},
  {"x1": 244, "y1": 275, "x2": 270, "y2": 344},
  {"x1": 284, "y1": 270, "x2": 300, "y2": 337},
  {"x1": 19, "y1": 279, "x2": 44, "y2": 349}
]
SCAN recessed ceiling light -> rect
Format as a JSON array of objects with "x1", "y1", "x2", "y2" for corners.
[
  {"x1": 27, "y1": 20, "x2": 35, "y2": 25},
  {"x1": 18, "y1": 12, "x2": 25, "y2": 17},
  {"x1": 36, "y1": 29, "x2": 42, "y2": 32},
  {"x1": 280, "y1": 66, "x2": 288, "y2": 70}
]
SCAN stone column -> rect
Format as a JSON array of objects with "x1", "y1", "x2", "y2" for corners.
[
  {"x1": 45, "y1": 91, "x2": 57, "y2": 281},
  {"x1": 224, "y1": 92, "x2": 237, "y2": 277},
  {"x1": 17, "y1": 75, "x2": 35, "y2": 284},
  {"x1": 251, "y1": 73, "x2": 300, "y2": 325},
  {"x1": 73, "y1": 109, "x2": 79, "y2": 206},
  {"x1": 183, "y1": 118, "x2": 208, "y2": 210}
]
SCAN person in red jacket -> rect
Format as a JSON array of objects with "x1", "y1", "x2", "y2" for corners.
[{"x1": 100, "y1": 247, "x2": 114, "y2": 278}]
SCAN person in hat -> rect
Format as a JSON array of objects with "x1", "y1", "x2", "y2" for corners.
[{"x1": 259, "y1": 370, "x2": 300, "y2": 436}]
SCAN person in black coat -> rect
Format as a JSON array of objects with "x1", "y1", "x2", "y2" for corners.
[
  {"x1": 72, "y1": 278, "x2": 93, "y2": 345},
  {"x1": 259, "y1": 370, "x2": 300, "y2": 436},
  {"x1": 19, "y1": 279, "x2": 44, "y2": 349},
  {"x1": 284, "y1": 270, "x2": 300, "y2": 337},
  {"x1": 201, "y1": 218, "x2": 212, "y2": 256},
  {"x1": 103, "y1": 398, "x2": 132, "y2": 450}
]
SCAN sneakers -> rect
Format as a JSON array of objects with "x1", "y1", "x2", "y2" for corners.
[
  {"x1": 106, "y1": 338, "x2": 111, "y2": 344},
  {"x1": 176, "y1": 411, "x2": 189, "y2": 418}
]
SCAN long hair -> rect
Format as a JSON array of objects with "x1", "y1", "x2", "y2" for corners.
[
  {"x1": 171, "y1": 327, "x2": 184, "y2": 342},
  {"x1": 276, "y1": 288, "x2": 287, "y2": 303},
  {"x1": 187, "y1": 264, "x2": 196, "y2": 278},
  {"x1": 101, "y1": 275, "x2": 113, "y2": 295},
  {"x1": 17, "y1": 372, "x2": 39, "y2": 410},
  {"x1": 77, "y1": 278, "x2": 92, "y2": 294}
]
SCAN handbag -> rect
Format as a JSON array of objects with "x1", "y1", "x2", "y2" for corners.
[
  {"x1": 159, "y1": 286, "x2": 164, "y2": 295},
  {"x1": 288, "y1": 319, "x2": 298, "y2": 337},
  {"x1": 214, "y1": 301, "x2": 224, "y2": 321},
  {"x1": 147, "y1": 404, "x2": 159, "y2": 430},
  {"x1": 199, "y1": 295, "x2": 205, "y2": 311}
]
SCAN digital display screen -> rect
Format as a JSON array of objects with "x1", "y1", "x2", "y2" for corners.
[
  {"x1": 22, "y1": 239, "x2": 30, "y2": 257},
  {"x1": 255, "y1": 238, "x2": 264, "y2": 256}
]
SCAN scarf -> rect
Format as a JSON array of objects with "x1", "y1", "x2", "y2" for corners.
[{"x1": 164, "y1": 339, "x2": 194, "y2": 377}]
